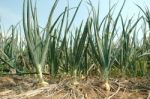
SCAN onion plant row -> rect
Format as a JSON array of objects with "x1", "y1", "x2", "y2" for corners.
[{"x1": 0, "y1": 0, "x2": 150, "y2": 88}]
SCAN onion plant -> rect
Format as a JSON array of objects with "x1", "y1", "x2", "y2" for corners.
[
  {"x1": 0, "y1": 25, "x2": 22, "y2": 74},
  {"x1": 67, "y1": 18, "x2": 90, "y2": 84},
  {"x1": 137, "y1": 5, "x2": 150, "y2": 75},
  {"x1": 117, "y1": 6, "x2": 150, "y2": 76},
  {"x1": 87, "y1": 0, "x2": 125, "y2": 91},
  {"x1": 117, "y1": 16, "x2": 142, "y2": 76},
  {"x1": 52, "y1": 0, "x2": 90, "y2": 84},
  {"x1": 48, "y1": 0, "x2": 83, "y2": 77},
  {"x1": 23, "y1": 0, "x2": 62, "y2": 85}
]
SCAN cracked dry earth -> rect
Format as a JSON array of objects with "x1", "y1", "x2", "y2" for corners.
[{"x1": 0, "y1": 75, "x2": 150, "y2": 99}]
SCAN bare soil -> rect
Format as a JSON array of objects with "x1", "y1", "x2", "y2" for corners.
[{"x1": 0, "y1": 75, "x2": 149, "y2": 99}]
